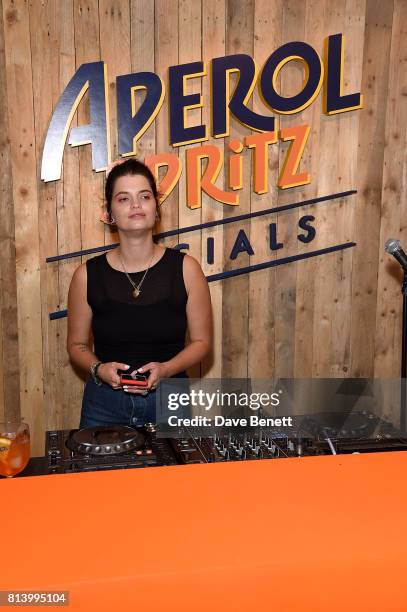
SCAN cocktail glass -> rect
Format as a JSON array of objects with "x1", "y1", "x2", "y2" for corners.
[{"x1": 0, "y1": 419, "x2": 30, "y2": 478}]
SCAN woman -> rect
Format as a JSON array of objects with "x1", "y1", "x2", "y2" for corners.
[{"x1": 67, "y1": 158, "x2": 212, "y2": 428}]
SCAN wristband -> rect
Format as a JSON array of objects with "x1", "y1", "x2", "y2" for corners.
[{"x1": 90, "y1": 361, "x2": 103, "y2": 386}]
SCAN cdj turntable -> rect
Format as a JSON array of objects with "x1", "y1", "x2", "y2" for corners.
[{"x1": 46, "y1": 424, "x2": 178, "y2": 474}]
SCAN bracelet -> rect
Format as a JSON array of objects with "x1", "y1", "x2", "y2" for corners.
[{"x1": 90, "y1": 361, "x2": 103, "y2": 386}]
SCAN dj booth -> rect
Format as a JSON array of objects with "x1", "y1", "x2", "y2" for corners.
[{"x1": 1, "y1": 448, "x2": 407, "y2": 612}]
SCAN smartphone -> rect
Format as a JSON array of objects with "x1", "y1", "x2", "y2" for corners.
[{"x1": 120, "y1": 372, "x2": 149, "y2": 388}]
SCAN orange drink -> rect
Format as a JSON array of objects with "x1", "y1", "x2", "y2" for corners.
[{"x1": 0, "y1": 420, "x2": 30, "y2": 477}]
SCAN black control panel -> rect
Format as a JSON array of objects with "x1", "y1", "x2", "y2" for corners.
[
  {"x1": 46, "y1": 428, "x2": 178, "y2": 474},
  {"x1": 44, "y1": 411, "x2": 407, "y2": 475}
]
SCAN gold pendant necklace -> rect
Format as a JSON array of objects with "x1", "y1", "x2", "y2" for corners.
[{"x1": 119, "y1": 249, "x2": 155, "y2": 299}]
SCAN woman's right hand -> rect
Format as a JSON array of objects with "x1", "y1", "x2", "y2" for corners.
[{"x1": 97, "y1": 362, "x2": 130, "y2": 389}]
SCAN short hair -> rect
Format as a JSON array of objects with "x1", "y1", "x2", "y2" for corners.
[{"x1": 105, "y1": 158, "x2": 161, "y2": 220}]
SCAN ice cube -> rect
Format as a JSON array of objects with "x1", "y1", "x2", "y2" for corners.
[{"x1": 10, "y1": 457, "x2": 23, "y2": 468}]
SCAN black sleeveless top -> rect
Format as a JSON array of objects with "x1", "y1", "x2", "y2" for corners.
[{"x1": 86, "y1": 248, "x2": 188, "y2": 375}]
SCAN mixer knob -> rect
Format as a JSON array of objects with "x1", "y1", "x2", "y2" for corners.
[
  {"x1": 115, "y1": 445, "x2": 121, "y2": 452},
  {"x1": 94, "y1": 446, "x2": 101, "y2": 453},
  {"x1": 104, "y1": 446, "x2": 111, "y2": 453}
]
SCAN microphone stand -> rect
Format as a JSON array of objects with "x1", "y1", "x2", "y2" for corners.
[{"x1": 401, "y1": 272, "x2": 407, "y2": 431}]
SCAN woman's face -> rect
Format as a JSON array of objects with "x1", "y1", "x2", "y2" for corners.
[{"x1": 110, "y1": 173, "x2": 157, "y2": 232}]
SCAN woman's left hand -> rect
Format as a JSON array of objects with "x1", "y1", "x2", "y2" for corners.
[{"x1": 122, "y1": 362, "x2": 169, "y2": 394}]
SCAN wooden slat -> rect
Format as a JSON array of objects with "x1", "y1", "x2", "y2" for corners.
[
  {"x1": 2, "y1": 0, "x2": 44, "y2": 454},
  {"x1": 129, "y1": 0, "x2": 157, "y2": 260},
  {"x1": 178, "y1": 0, "x2": 202, "y2": 264},
  {"x1": 201, "y1": 0, "x2": 226, "y2": 378},
  {"x1": 329, "y1": 0, "x2": 365, "y2": 378},
  {"x1": 99, "y1": 0, "x2": 131, "y2": 268},
  {"x1": 155, "y1": 0, "x2": 179, "y2": 243},
  {"x1": 248, "y1": 0, "x2": 283, "y2": 379},
  {"x1": 57, "y1": 0, "x2": 84, "y2": 430},
  {"x1": 130, "y1": 0, "x2": 156, "y2": 160},
  {"x1": 375, "y1": 0, "x2": 407, "y2": 379},
  {"x1": 221, "y1": 0, "x2": 254, "y2": 378},
  {"x1": 74, "y1": 0, "x2": 105, "y2": 252},
  {"x1": 350, "y1": 1, "x2": 394, "y2": 377},
  {"x1": 29, "y1": 0, "x2": 61, "y2": 435},
  {"x1": 311, "y1": 0, "x2": 348, "y2": 378},
  {"x1": 0, "y1": 0, "x2": 19, "y2": 424},
  {"x1": 292, "y1": 0, "x2": 325, "y2": 378},
  {"x1": 99, "y1": 0, "x2": 131, "y2": 161},
  {"x1": 178, "y1": 0, "x2": 202, "y2": 378},
  {"x1": 274, "y1": 0, "x2": 307, "y2": 379}
]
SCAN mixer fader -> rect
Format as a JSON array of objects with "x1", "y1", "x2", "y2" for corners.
[{"x1": 170, "y1": 431, "x2": 310, "y2": 464}]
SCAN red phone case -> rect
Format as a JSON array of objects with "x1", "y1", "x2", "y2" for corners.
[{"x1": 120, "y1": 375, "x2": 148, "y2": 387}]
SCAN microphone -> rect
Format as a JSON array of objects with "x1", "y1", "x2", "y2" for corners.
[{"x1": 385, "y1": 239, "x2": 407, "y2": 272}]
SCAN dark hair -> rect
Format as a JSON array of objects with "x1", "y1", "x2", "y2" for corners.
[{"x1": 105, "y1": 158, "x2": 161, "y2": 220}]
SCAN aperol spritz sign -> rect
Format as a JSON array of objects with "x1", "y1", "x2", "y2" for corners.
[{"x1": 41, "y1": 34, "x2": 362, "y2": 209}]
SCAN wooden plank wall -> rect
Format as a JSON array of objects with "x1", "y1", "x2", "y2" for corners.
[
  {"x1": 0, "y1": 0, "x2": 406, "y2": 454},
  {"x1": 0, "y1": 1, "x2": 19, "y2": 425}
]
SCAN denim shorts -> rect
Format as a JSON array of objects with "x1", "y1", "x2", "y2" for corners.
[{"x1": 79, "y1": 378, "x2": 157, "y2": 428}]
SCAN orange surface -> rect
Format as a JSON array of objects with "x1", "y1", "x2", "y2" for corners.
[{"x1": 1, "y1": 451, "x2": 407, "y2": 612}]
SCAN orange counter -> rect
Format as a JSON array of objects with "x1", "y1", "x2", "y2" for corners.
[{"x1": 1, "y1": 451, "x2": 407, "y2": 612}]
